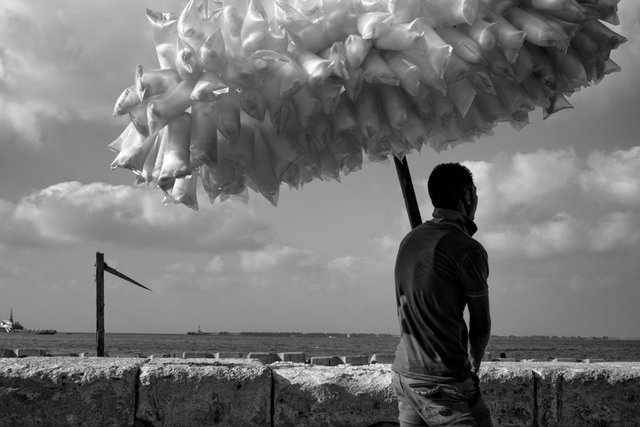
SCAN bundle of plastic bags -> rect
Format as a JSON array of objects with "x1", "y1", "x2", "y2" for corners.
[{"x1": 109, "y1": 0, "x2": 625, "y2": 209}]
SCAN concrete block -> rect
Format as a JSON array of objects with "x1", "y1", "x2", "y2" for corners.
[
  {"x1": 248, "y1": 352, "x2": 281, "y2": 364},
  {"x1": 310, "y1": 356, "x2": 343, "y2": 366},
  {"x1": 370, "y1": 353, "x2": 395, "y2": 364},
  {"x1": 0, "y1": 357, "x2": 143, "y2": 426},
  {"x1": 216, "y1": 351, "x2": 244, "y2": 359},
  {"x1": 14, "y1": 348, "x2": 49, "y2": 357},
  {"x1": 583, "y1": 358, "x2": 606, "y2": 363},
  {"x1": 0, "y1": 348, "x2": 16, "y2": 358},
  {"x1": 182, "y1": 352, "x2": 215, "y2": 359},
  {"x1": 535, "y1": 362, "x2": 640, "y2": 426},
  {"x1": 137, "y1": 358, "x2": 271, "y2": 427},
  {"x1": 552, "y1": 357, "x2": 580, "y2": 362},
  {"x1": 273, "y1": 364, "x2": 398, "y2": 426},
  {"x1": 340, "y1": 355, "x2": 370, "y2": 365},
  {"x1": 149, "y1": 353, "x2": 174, "y2": 359},
  {"x1": 278, "y1": 352, "x2": 307, "y2": 363},
  {"x1": 480, "y1": 362, "x2": 535, "y2": 426}
]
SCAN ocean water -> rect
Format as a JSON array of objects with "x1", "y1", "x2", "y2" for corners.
[{"x1": 1, "y1": 333, "x2": 639, "y2": 361}]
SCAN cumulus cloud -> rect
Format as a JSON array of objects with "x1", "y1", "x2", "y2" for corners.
[
  {"x1": 461, "y1": 146, "x2": 640, "y2": 259},
  {"x1": 0, "y1": 181, "x2": 273, "y2": 252},
  {"x1": 579, "y1": 147, "x2": 640, "y2": 207},
  {"x1": 0, "y1": 2, "x2": 155, "y2": 144}
]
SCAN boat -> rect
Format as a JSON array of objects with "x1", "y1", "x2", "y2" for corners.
[
  {"x1": 1, "y1": 309, "x2": 56, "y2": 335},
  {"x1": 187, "y1": 325, "x2": 212, "y2": 335}
]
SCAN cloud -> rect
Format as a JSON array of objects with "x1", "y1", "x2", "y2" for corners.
[
  {"x1": 579, "y1": 147, "x2": 640, "y2": 207},
  {"x1": 462, "y1": 146, "x2": 640, "y2": 259},
  {"x1": 0, "y1": 181, "x2": 273, "y2": 252},
  {"x1": 0, "y1": 2, "x2": 156, "y2": 144}
]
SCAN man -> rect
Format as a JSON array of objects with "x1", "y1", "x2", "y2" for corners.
[{"x1": 392, "y1": 163, "x2": 492, "y2": 426}]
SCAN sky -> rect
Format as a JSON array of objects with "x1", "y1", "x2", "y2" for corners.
[{"x1": 0, "y1": 1, "x2": 639, "y2": 338}]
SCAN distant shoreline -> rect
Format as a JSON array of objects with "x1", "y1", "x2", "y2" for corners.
[{"x1": 38, "y1": 332, "x2": 639, "y2": 340}]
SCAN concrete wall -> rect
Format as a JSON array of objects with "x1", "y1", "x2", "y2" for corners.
[{"x1": 1, "y1": 358, "x2": 639, "y2": 426}]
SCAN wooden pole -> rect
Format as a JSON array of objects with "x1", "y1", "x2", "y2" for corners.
[
  {"x1": 96, "y1": 252, "x2": 105, "y2": 357},
  {"x1": 393, "y1": 156, "x2": 423, "y2": 229}
]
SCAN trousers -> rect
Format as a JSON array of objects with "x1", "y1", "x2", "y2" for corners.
[{"x1": 392, "y1": 372, "x2": 493, "y2": 427}]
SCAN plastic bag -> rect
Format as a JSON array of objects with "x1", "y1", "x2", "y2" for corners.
[
  {"x1": 485, "y1": 12, "x2": 526, "y2": 63},
  {"x1": 167, "y1": 173, "x2": 199, "y2": 210},
  {"x1": 111, "y1": 131, "x2": 158, "y2": 173},
  {"x1": 147, "y1": 79, "x2": 197, "y2": 136},
  {"x1": 175, "y1": 38, "x2": 203, "y2": 81},
  {"x1": 345, "y1": 34, "x2": 372, "y2": 69},
  {"x1": 240, "y1": 87, "x2": 267, "y2": 121},
  {"x1": 379, "y1": 85, "x2": 408, "y2": 130},
  {"x1": 457, "y1": 19, "x2": 496, "y2": 52},
  {"x1": 292, "y1": 85, "x2": 322, "y2": 127},
  {"x1": 200, "y1": 28, "x2": 228, "y2": 73},
  {"x1": 113, "y1": 86, "x2": 141, "y2": 117},
  {"x1": 190, "y1": 71, "x2": 229, "y2": 102},
  {"x1": 146, "y1": 9, "x2": 178, "y2": 69},
  {"x1": 158, "y1": 112, "x2": 192, "y2": 190},
  {"x1": 447, "y1": 78, "x2": 477, "y2": 117},
  {"x1": 289, "y1": 43, "x2": 334, "y2": 88},
  {"x1": 177, "y1": 0, "x2": 216, "y2": 52},
  {"x1": 361, "y1": 49, "x2": 399, "y2": 86},
  {"x1": 253, "y1": 122, "x2": 280, "y2": 205},
  {"x1": 436, "y1": 26, "x2": 485, "y2": 64},
  {"x1": 420, "y1": 0, "x2": 478, "y2": 26},
  {"x1": 355, "y1": 83, "x2": 382, "y2": 140},
  {"x1": 240, "y1": 0, "x2": 270, "y2": 55},
  {"x1": 505, "y1": 7, "x2": 569, "y2": 50},
  {"x1": 108, "y1": 122, "x2": 138, "y2": 154},
  {"x1": 372, "y1": 19, "x2": 422, "y2": 52},
  {"x1": 383, "y1": 52, "x2": 420, "y2": 96},
  {"x1": 406, "y1": 21, "x2": 451, "y2": 80},
  {"x1": 135, "y1": 66, "x2": 181, "y2": 101},
  {"x1": 190, "y1": 101, "x2": 218, "y2": 168},
  {"x1": 213, "y1": 90, "x2": 242, "y2": 143}
]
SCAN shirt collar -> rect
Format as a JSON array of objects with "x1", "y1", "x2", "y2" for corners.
[{"x1": 430, "y1": 208, "x2": 478, "y2": 236}]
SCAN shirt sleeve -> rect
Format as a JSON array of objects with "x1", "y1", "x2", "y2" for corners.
[{"x1": 459, "y1": 246, "x2": 489, "y2": 298}]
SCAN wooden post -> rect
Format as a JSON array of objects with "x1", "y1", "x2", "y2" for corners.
[
  {"x1": 393, "y1": 156, "x2": 423, "y2": 229},
  {"x1": 96, "y1": 252, "x2": 105, "y2": 357}
]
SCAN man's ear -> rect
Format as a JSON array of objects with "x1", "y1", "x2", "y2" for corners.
[{"x1": 464, "y1": 189, "x2": 472, "y2": 206}]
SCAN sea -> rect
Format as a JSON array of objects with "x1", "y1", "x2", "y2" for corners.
[{"x1": 1, "y1": 333, "x2": 639, "y2": 361}]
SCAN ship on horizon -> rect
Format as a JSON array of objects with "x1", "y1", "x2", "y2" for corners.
[{"x1": 1, "y1": 309, "x2": 56, "y2": 335}]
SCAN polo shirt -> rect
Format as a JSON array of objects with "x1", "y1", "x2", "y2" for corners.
[{"x1": 392, "y1": 208, "x2": 489, "y2": 380}]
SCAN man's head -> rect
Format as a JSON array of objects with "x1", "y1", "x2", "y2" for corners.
[{"x1": 428, "y1": 163, "x2": 478, "y2": 219}]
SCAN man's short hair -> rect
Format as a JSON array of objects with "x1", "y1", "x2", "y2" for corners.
[{"x1": 427, "y1": 163, "x2": 474, "y2": 210}]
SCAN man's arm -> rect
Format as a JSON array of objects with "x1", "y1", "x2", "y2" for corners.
[{"x1": 467, "y1": 294, "x2": 491, "y2": 374}]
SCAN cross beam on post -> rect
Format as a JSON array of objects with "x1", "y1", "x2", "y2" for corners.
[
  {"x1": 95, "y1": 252, "x2": 151, "y2": 357},
  {"x1": 393, "y1": 156, "x2": 423, "y2": 229}
]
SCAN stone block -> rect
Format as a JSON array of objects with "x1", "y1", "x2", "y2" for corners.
[
  {"x1": 278, "y1": 352, "x2": 307, "y2": 363},
  {"x1": 0, "y1": 357, "x2": 143, "y2": 426},
  {"x1": 273, "y1": 364, "x2": 398, "y2": 426},
  {"x1": 248, "y1": 352, "x2": 281, "y2": 364},
  {"x1": 370, "y1": 353, "x2": 395, "y2": 364},
  {"x1": 552, "y1": 357, "x2": 580, "y2": 362},
  {"x1": 14, "y1": 348, "x2": 49, "y2": 357},
  {"x1": 480, "y1": 362, "x2": 535, "y2": 426},
  {"x1": 535, "y1": 362, "x2": 640, "y2": 426},
  {"x1": 182, "y1": 352, "x2": 215, "y2": 359},
  {"x1": 137, "y1": 358, "x2": 271, "y2": 427},
  {"x1": 0, "y1": 348, "x2": 16, "y2": 358},
  {"x1": 310, "y1": 356, "x2": 343, "y2": 366},
  {"x1": 340, "y1": 355, "x2": 370, "y2": 365},
  {"x1": 216, "y1": 351, "x2": 244, "y2": 359}
]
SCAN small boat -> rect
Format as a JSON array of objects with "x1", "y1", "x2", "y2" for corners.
[
  {"x1": 1, "y1": 309, "x2": 56, "y2": 335},
  {"x1": 187, "y1": 325, "x2": 212, "y2": 335}
]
